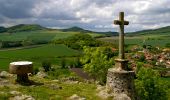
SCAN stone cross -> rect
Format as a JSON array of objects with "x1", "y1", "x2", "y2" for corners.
[{"x1": 114, "y1": 12, "x2": 129, "y2": 59}]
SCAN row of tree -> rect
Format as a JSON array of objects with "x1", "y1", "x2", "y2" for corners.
[
  {"x1": 0, "y1": 40, "x2": 48, "y2": 48},
  {"x1": 52, "y1": 34, "x2": 115, "y2": 50}
]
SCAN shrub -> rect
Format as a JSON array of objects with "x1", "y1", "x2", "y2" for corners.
[
  {"x1": 81, "y1": 47, "x2": 114, "y2": 84},
  {"x1": 74, "y1": 57, "x2": 82, "y2": 68},
  {"x1": 135, "y1": 67, "x2": 168, "y2": 100},
  {"x1": 61, "y1": 57, "x2": 66, "y2": 68},
  {"x1": 33, "y1": 67, "x2": 39, "y2": 74},
  {"x1": 42, "y1": 60, "x2": 51, "y2": 72}
]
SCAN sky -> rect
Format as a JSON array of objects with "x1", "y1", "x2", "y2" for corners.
[{"x1": 0, "y1": 0, "x2": 170, "y2": 32}]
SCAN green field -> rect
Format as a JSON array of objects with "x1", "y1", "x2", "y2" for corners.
[
  {"x1": 0, "y1": 30, "x2": 104, "y2": 43},
  {"x1": 0, "y1": 44, "x2": 80, "y2": 70},
  {"x1": 0, "y1": 30, "x2": 78, "y2": 42},
  {"x1": 99, "y1": 34, "x2": 170, "y2": 47}
]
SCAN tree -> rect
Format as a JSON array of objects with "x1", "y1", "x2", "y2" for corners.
[
  {"x1": 135, "y1": 67, "x2": 168, "y2": 100},
  {"x1": 81, "y1": 47, "x2": 114, "y2": 84}
]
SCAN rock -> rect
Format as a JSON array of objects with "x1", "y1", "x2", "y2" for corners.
[
  {"x1": 0, "y1": 71, "x2": 13, "y2": 78},
  {"x1": 97, "y1": 89, "x2": 114, "y2": 99},
  {"x1": 114, "y1": 93, "x2": 131, "y2": 100},
  {"x1": 64, "y1": 80, "x2": 79, "y2": 84},
  {"x1": 47, "y1": 84, "x2": 62, "y2": 90},
  {"x1": 0, "y1": 79, "x2": 10, "y2": 86},
  {"x1": 10, "y1": 91, "x2": 22, "y2": 96},
  {"x1": 11, "y1": 94, "x2": 35, "y2": 100},
  {"x1": 96, "y1": 85, "x2": 105, "y2": 91},
  {"x1": 28, "y1": 73, "x2": 33, "y2": 76},
  {"x1": 52, "y1": 80, "x2": 59, "y2": 82},
  {"x1": 36, "y1": 71, "x2": 47, "y2": 78},
  {"x1": 0, "y1": 91, "x2": 5, "y2": 94},
  {"x1": 68, "y1": 94, "x2": 86, "y2": 100}
]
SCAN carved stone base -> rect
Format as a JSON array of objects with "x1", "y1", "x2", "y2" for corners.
[
  {"x1": 114, "y1": 58, "x2": 129, "y2": 70},
  {"x1": 106, "y1": 68, "x2": 135, "y2": 100}
]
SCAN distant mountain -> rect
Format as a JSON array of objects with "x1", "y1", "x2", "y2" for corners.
[
  {"x1": 61, "y1": 26, "x2": 118, "y2": 36},
  {"x1": 127, "y1": 26, "x2": 170, "y2": 36},
  {"x1": 7, "y1": 24, "x2": 47, "y2": 33},
  {"x1": 61, "y1": 26, "x2": 92, "y2": 33},
  {"x1": 0, "y1": 26, "x2": 7, "y2": 33}
]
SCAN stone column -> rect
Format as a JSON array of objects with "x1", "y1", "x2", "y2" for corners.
[{"x1": 106, "y1": 12, "x2": 135, "y2": 100}]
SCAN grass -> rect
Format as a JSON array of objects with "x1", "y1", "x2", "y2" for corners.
[
  {"x1": 0, "y1": 76, "x2": 101, "y2": 100},
  {"x1": 0, "y1": 30, "x2": 103, "y2": 43},
  {"x1": 0, "y1": 44, "x2": 80, "y2": 71},
  {"x1": 99, "y1": 34, "x2": 170, "y2": 47},
  {"x1": 0, "y1": 30, "x2": 78, "y2": 41},
  {"x1": 19, "y1": 83, "x2": 99, "y2": 100}
]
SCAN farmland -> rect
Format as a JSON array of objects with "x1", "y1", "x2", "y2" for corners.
[
  {"x1": 0, "y1": 44, "x2": 80, "y2": 70},
  {"x1": 99, "y1": 34, "x2": 170, "y2": 47},
  {"x1": 0, "y1": 30, "x2": 78, "y2": 42}
]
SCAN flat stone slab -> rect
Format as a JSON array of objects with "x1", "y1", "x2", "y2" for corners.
[
  {"x1": 10, "y1": 61, "x2": 32, "y2": 66},
  {"x1": 9, "y1": 61, "x2": 33, "y2": 75}
]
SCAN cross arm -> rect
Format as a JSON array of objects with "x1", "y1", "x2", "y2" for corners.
[{"x1": 114, "y1": 20, "x2": 129, "y2": 25}]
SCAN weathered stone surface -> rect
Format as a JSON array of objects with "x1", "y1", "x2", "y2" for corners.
[
  {"x1": 97, "y1": 88, "x2": 114, "y2": 99},
  {"x1": 36, "y1": 71, "x2": 47, "y2": 78},
  {"x1": 10, "y1": 95, "x2": 35, "y2": 100},
  {"x1": 10, "y1": 91, "x2": 22, "y2": 95},
  {"x1": 9, "y1": 91, "x2": 35, "y2": 100},
  {"x1": 114, "y1": 59, "x2": 129, "y2": 71},
  {"x1": 9, "y1": 61, "x2": 33, "y2": 74},
  {"x1": 68, "y1": 94, "x2": 86, "y2": 100},
  {"x1": 9, "y1": 61, "x2": 33, "y2": 83},
  {"x1": 0, "y1": 71, "x2": 13, "y2": 78},
  {"x1": 46, "y1": 84, "x2": 62, "y2": 90},
  {"x1": 114, "y1": 93, "x2": 131, "y2": 100},
  {"x1": 106, "y1": 68, "x2": 135, "y2": 100}
]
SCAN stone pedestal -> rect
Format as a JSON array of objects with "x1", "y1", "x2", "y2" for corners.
[
  {"x1": 9, "y1": 61, "x2": 33, "y2": 83},
  {"x1": 106, "y1": 59, "x2": 135, "y2": 100}
]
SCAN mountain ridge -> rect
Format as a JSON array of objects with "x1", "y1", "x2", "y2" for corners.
[{"x1": 1, "y1": 24, "x2": 170, "y2": 36}]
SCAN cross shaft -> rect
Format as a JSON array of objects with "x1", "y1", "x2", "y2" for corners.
[{"x1": 114, "y1": 12, "x2": 129, "y2": 59}]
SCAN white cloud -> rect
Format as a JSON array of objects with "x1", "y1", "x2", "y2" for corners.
[{"x1": 0, "y1": 0, "x2": 170, "y2": 32}]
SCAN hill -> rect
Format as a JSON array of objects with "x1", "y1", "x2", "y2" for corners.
[
  {"x1": 61, "y1": 26, "x2": 118, "y2": 36},
  {"x1": 127, "y1": 26, "x2": 170, "y2": 36},
  {"x1": 0, "y1": 27, "x2": 7, "y2": 33},
  {"x1": 61, "y1": 26, "x2": 91, "y2": 33},
  {"x1": 7, "y1": 24, "x2": 47, "y2": 33}
]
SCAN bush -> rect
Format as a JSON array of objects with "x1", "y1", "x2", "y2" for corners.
[
  {"x1": 42, "y1": 60, "x2": 51, "y2": 72},
  {"x1": 135, "y1": 67, "x2": 168, "y2": 100},
  {"x1": 81, "y1": 47, "x2": 114, "y2": 84},
  {"x1": 74, "y1": 57, "x2": 82, "y2": 68},
  {"x1": 52, "y1": 34, "x2": 112, "y2": 50},
  {"x1": 33, "y1": 67, "x2": 39, "y2": 74},
  {"x1": 61, "y1": 57, "x2": 66, "y2": 68}
]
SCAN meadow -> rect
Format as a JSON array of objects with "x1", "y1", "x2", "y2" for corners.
[
  {"x1": 0, "y1": 30, "x2": 78, "y2": 42},
  {"x1": 99, "y1": 34, "x2": 170, "y2": 47},
  {"x1": 0, "y1": 44, "x2": 80, "y2": 70}
]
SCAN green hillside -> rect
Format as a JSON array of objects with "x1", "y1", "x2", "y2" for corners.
[
  {"x1": 100, "y1": 25, "x2": 170, "y2": 47},
  {"x1": 61, "y1": 26, "x2": 91, "y2": 33},
  {"x1": 0, "y1": 27, "x2": 6, "y2": 33},
  {"x1": 127, "y1": 26, "x2": 170, "y2": 36},
  {"x1": 0, "y1": 25, "x2": 106, "y2": 47},
  {"x1": 7, "y1": 24, "x2": 46, "y2": 33},
  {"x1": 0, "y1": 44, "x2": 80, "y2": 70}
]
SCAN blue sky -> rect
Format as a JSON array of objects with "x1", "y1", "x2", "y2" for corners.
[{"x1": 0, "y1": 0, "x2": 170, "y2": 32}]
